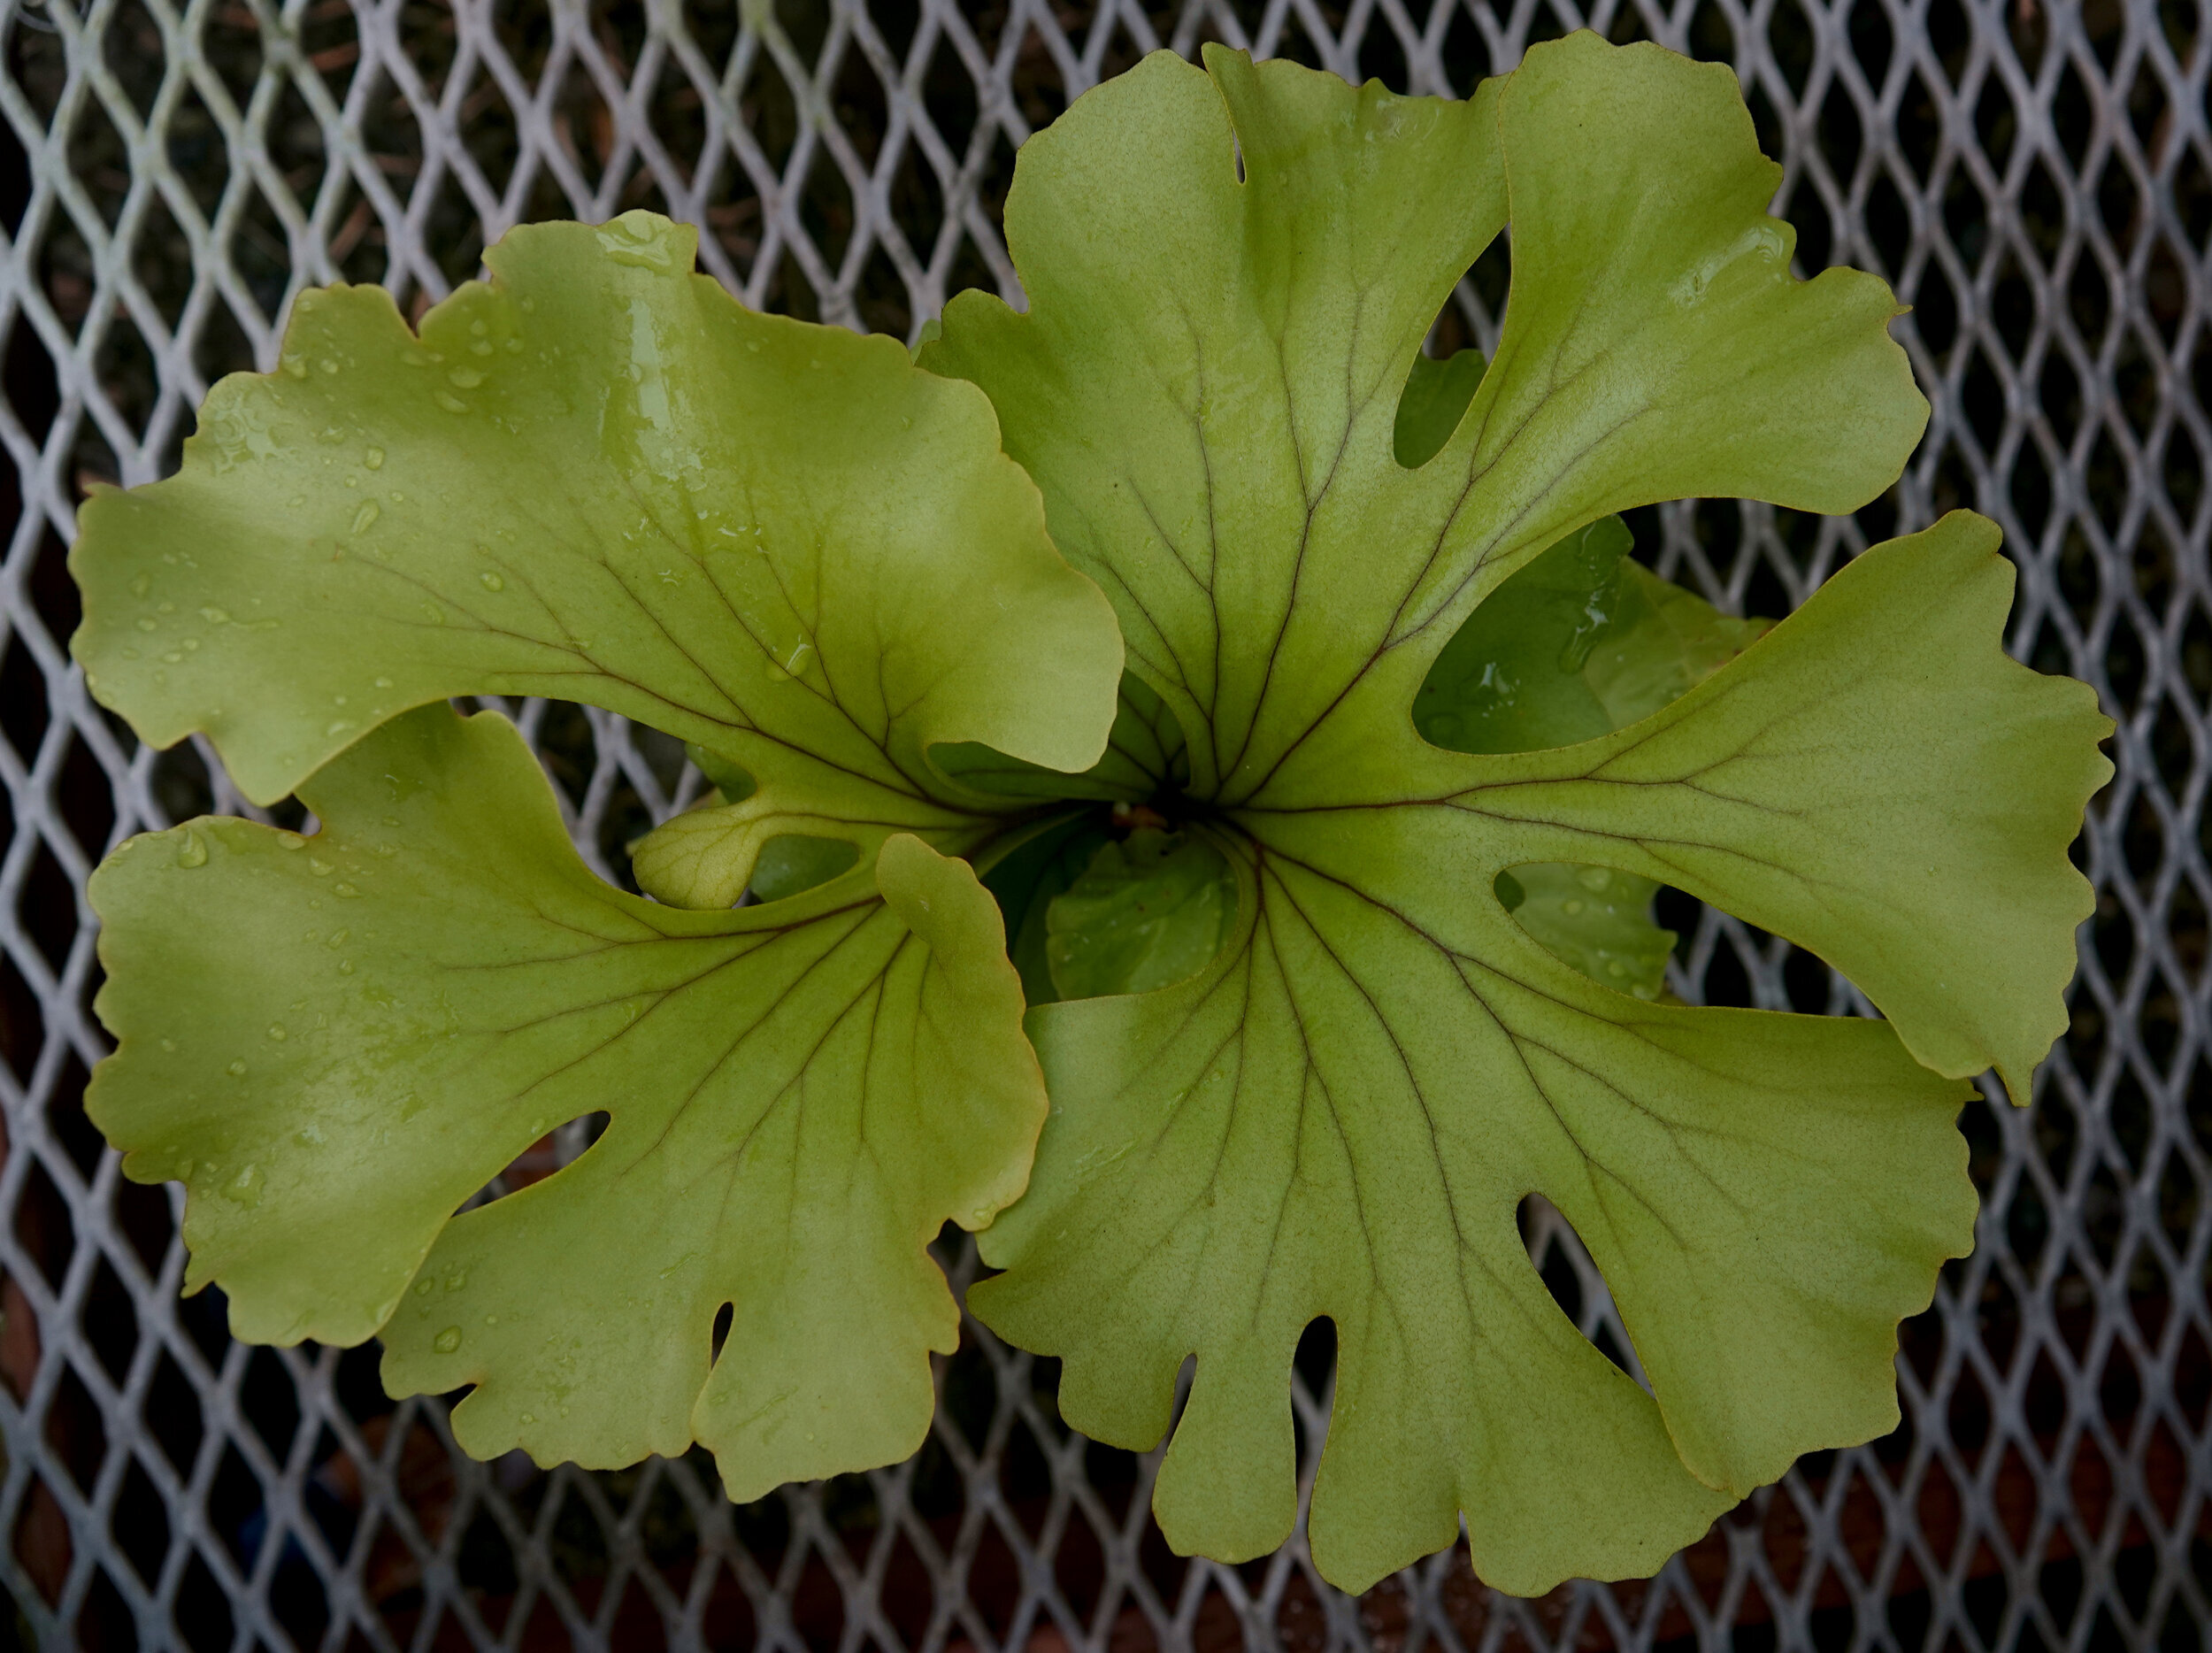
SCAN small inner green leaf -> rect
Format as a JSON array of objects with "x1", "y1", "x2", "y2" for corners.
[
  {"x1": 1393, "y1": 346, "x2": 1488, "y2": 469},
  {"x1": 1044, "y1": 831, "x2": 1233, "y2": 1001},
  {"x1": 1504, "y1": 864, "x2": 1676, "y2": 1002},
  {"x1": 747, "y1": 834, "x2": 860, "y2": 903}
]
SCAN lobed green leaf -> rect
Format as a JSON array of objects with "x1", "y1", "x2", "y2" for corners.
[
  {"x1": 73, "y1": 211, "x2": 1120, "y2": 811},
  {"x1": 924, "y1": 35, "x2": 1926, "y2": 809},
  {"x1": 73, "y1": 214, "x2": 1124, "y2": 1495},
  {"x1": 90, "y1": 706, "x2": 1043, "y2": 1495},
  {"x1": 930, "y1": 33, "x2": 2108, "y2": 1594}
]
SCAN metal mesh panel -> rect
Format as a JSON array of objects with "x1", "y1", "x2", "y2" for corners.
[{"x1": 1, "y1": 0, "x2": 2206, "y2": 1647}]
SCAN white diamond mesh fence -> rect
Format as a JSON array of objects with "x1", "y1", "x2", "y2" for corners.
[{"x1": 0, "y1": 0, "x2": 2206, "y2": 1649}]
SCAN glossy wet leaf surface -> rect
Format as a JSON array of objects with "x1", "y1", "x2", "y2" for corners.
[{"x1": 1414, "y1": 516, "x2": 1638, "y2": 755}]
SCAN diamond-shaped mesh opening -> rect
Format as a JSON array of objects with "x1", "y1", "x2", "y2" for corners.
[{"x1": 2, "y1": 0, "x2": 2208, "y2": 1647}]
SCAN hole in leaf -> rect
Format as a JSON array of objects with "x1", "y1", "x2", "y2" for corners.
[
  {"x1": 1293, "y1": 1314, "x2": 1336, "y2": 1395},
  {"x1": 1393, "y1": 235, "x2": 1508, "y2": 467},
  {"x1": 983, "y1": 812, "x2": 1117, "y2": 1007},
  {"x1": 1419, "y1": 518, "x2": 1631, "y2": 753},
  {"x1": 683, "y1": 741, "x2": 753, "y2": 800},
  {"x1": 1393, "y1": 345, "x2": 1486, "y2": 469},
  {"x1": 473, "y1": 1111, "x2": 611, "y2": 1207},
  {"x1": 1517, "y1": 1194, "x2": 1642, "y2": 1387},
  {"x1": 1497, "y1": 864, "x2": 1675, "y2": 1003},
  {"x1": 747, "y1": 834, "x2": 860, "y2": 904},
  {"x1": 710, "y1": 1301, "x2": 733, "y2": 1362},
  {"x1": 1415, "y1": 513, "x2": 1772, "y2": 757}
]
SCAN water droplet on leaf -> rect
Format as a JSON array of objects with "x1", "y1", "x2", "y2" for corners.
[{"x1": 595, "y1": 211, "x2": 678, "y2": 269}]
